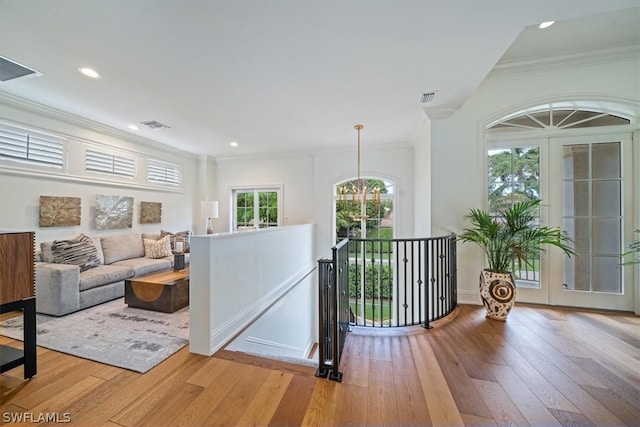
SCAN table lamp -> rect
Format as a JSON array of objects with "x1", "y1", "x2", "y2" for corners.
[{"x1": 201, "y1": 200, "x2": 219, "y2": 234}]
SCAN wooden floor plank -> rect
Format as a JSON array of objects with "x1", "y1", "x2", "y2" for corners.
[
  {"x1": 205, "y1": 364, "x2": 272, "y2": 426},
  {"x1": 548, "y1": 408, "x2": 597, "y2": 427},
  {"x1": 488, "y1": 363, "x2": 562, "y2": 426},
  {"x1": 235, "y1": 370, "x2": 293, "y2": 426},
  {"x1": 268, "y1": 372, "x2": 317, "y2": 426},
  {"x1": 409, "y1": 334, "x2": 465, "y2": 426},
  {"x1": 428, "y1": 334, "x2": 493, "y2": 419},
  {"x1": 471, "y1": 378, "x2": 529, "y2": 426},
  {"x1": 493, "y1": 339, "x2": 581, "y2": 413},
  {"x1": 508, "y1": 341, "x2": 626, "y2": 425},
  {"x1": 568, "y1": 356, "x2": 639, "y2": 408},
  {"x1": 365, "y1": 359, "x2": 400, "y2": 425},
  {"x1": 580, "y1": 384, "x2": 640, "y2": 427},
  {"x1": 109, "y1": 353, "x2": 208, "y2": 427},
  {"x1": 389, "y1": 334, "x2": 431, "y2": 424},
  {"x1": 493, "y1": 319, "x2": 607, "y2": 388},
  {"x1": 69, "y1": 346, "x2": 195, "y2": 425},
  {"x1": 170, "y1": 359, "x2": 255, "y2": 426},
  {"x1": 333, "y1": 383, "x2": 370, "y2": 426},
  {"x1": 340, "y1": 333, "x2": 370, "y2": 388}
]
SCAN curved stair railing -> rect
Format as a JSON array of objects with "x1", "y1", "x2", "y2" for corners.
[{"x1": 316, "y1": 234, "x2": 457, "y2": 381}]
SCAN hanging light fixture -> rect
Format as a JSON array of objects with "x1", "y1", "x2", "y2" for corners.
[{"x1": 339, "y1": 124, "x2": 381, "y2": 221}]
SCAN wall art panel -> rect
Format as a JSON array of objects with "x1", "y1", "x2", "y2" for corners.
[
  {"x1": 39, "y1": 196, "x2": 81, "y2": 227},
  {"x1": 140, "y1": 201, "x2": 162, "y2": 224},
  {"x1": 95, "y1": 195, "x2": 134, "y2": 230}
]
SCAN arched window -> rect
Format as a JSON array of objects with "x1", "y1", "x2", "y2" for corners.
[{"x1": 487, "y1": 103, "x2": 631, "y2": 133}]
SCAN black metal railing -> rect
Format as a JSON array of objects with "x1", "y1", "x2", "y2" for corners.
[
  {"x1": 349, "y1": 234, "x2": 457, "y2": 328},
  {"x1": 316, "y1": 238, "x2": 350, "y2": 382},
  {"x1": 316, "y1": 234, "x2": 457, "y2": 381}
]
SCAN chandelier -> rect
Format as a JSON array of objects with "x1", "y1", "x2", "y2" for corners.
[{"x1": 338, "y1": 124, "x2": 381, "y2": 221}]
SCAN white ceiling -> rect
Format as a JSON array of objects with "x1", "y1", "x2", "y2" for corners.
[{"x1": 1, "y1": 1, "x2": 638, "y2": 157}]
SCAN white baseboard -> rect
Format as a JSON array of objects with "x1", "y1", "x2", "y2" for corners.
[{"x1": 457, "y1": 289, "x2": 480, "y2": 305}]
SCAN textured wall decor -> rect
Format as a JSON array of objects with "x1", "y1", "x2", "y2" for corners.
[
  {"x1": 95, "y1": 195, "x2": 134, "y2": 230},
  {"x1": 39, "y1": 196, "x2": 81, "y2": 227},
  {"x1": 140, "y1": 201, "x2": 162, "y2": 224}
]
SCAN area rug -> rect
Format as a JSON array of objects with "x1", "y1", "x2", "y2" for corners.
[{"x1": 0, "y1": 298, "x2": 189, "y2": 373}]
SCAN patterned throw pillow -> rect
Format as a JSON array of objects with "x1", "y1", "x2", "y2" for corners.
[
  {"x1": 51, "y1": 233, "x2": 101, "y2": 272},
  {"x1": 144, "y1": 235, "x2": 173, "y2": 259},
  {"x1": 160, "y1": 230, "x2": 190, "y2": 253}
]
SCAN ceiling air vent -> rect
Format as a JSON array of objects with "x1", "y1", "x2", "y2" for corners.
[
  {"x1": 0, "y1": 56, "x2": 42, "y2": 82},
  {"x1": 418, "y1": 92, "x2": 436, "y2": 104},
  {"x1": 140, "y1": 120, "x2": 170, "y2": 130}
]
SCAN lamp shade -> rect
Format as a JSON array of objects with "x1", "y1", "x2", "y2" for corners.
[{"x1": 200, "y1": 200, "x2": 219, "y2": 218}]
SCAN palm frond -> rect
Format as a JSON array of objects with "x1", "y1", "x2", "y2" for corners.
[{"x1": 459, "y1": 199, "x2": 574, "y2": 273}]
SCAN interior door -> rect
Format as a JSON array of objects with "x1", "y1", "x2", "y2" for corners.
[{"x1": 549, "y1": 134, "x2": 634, "y2": 311}]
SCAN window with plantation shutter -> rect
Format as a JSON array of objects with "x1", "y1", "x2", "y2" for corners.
[
  {"x1": 0, "y1": 122, "x2": 64, "y2": 169},
  {"x1": 85, "y1": 148, "x2": 135, "y2": 178},
  {"x1": 147, "y1": 160, "x2": 181, "y2": 186}
]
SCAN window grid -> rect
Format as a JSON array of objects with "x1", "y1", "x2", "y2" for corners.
[{"x1": 233, "y1": 188, "x2": 280, "y2": 231}]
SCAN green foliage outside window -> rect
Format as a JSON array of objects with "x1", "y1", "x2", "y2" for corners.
[
  {"x1": 488, "y1": 147, "x2": 540, "y2": 213},
  {"x1": 348, "y1": 264, "x2": 393, "y2": 299}
]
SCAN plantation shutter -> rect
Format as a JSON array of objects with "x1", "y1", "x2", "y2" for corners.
[
  {"x1": 147, "y1": 160, "x2": 181, "y2": 185},
  {"x1": 0, "y1": 122, "x2": 64, "y2": 168},
  {"x1": 85, "y1": 149, "x2": 135, "y2": 178}
]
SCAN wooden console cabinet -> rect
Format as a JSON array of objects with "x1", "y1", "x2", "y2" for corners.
[{"x1": 0, "y1": 231, "x2": 37, "y2": 379}]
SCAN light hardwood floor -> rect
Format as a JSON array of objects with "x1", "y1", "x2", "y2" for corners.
[{"x1": 1, "y1": 304, "x2": 639, "y2": 426}]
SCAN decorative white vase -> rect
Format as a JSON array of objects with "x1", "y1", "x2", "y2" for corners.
[{"x1": 479, "y1": 269, "x2": 516, "y2": 321}]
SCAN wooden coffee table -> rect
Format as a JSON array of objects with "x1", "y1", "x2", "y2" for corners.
[{"x1": 124, "y1": 268, "x2": 189, "y2": 313}]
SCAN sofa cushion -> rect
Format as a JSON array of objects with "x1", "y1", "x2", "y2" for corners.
[
  {"x1": 101, "y1": 234, "x2": 145, "y2": 265},
  {"x1": 111, "y1": 257, "x2": 171, "y2": 276},
  {"x1": 79, "y1": 265, "x2": 134, "y2": 292},
  {"x1": 51, "y1": 234, "x2": 101, "y2": 272},
  {"x1": 161, "y1": 230, "x2": 190, "y2": 253},
  {"x1": 144, "y1": 235, "x2": 173, "y2": 259}
]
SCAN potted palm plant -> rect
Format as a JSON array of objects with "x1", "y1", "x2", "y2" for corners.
[{"x1": 459, "y1": 199, "x2": 573, "y2": 321}]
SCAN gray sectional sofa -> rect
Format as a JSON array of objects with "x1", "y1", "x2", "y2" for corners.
[{"x1": 36, "y1": 232, "x2": 189, "y2": 316}]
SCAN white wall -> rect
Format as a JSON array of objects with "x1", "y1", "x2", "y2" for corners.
[
  {"x1": 189, "y1": 224, "x2": 316, "y2": 356},
  {"x1": 215, "y1": 143, "x2": 417, "y2": 260},
  {"x1": 0, "y1": 98, "x2": 201, "y2": 245},
  {"x1": 225, "y1": 271, "x2": 317, "y2": 361},
  {"x1": 214, "y1": 153, "x2": 315, "y2": 233},
  {"x1": 431, "y1": 54, "x2": 640, "y2": 305},
  {"x1": 410, "y1": 115, "x2": 432, "y2": 237}
]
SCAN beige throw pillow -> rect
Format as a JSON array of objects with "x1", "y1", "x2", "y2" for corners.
[{"x1": 144, "y1": 235, "x2": 173, "y2": 259}]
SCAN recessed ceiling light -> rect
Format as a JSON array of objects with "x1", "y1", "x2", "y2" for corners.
[
  {"x1": 78, "y1": 67, "x2": 100, "y2": 78},
  {"x1": 539, "y1": 21, "x2": 554, "y2": 29},
  {"x1": 128, "y1": 125, "x2": 139, "y2": 131},
  {"x1": 230, "y1": 141, "x2": 238, "y2": 147}
]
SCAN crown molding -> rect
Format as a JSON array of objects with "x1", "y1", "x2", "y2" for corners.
[
  {"x1": 488, "y1": 44, "x2": 640, "y2": 78},
  {"x1": 0, "y1": 93, "x2": 198, "y2": 159}
]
